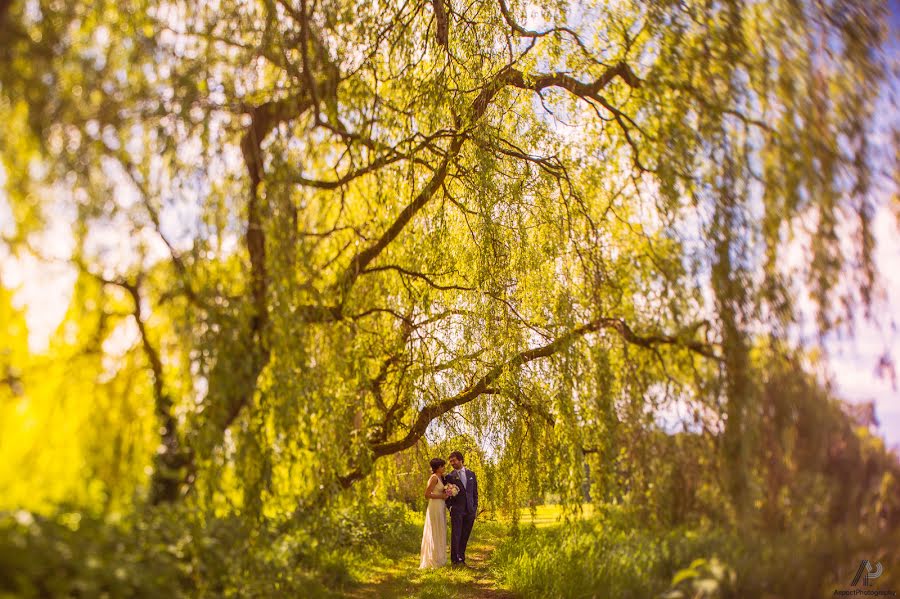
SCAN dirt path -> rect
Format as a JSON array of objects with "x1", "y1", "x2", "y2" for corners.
[{"x1": 342, "y1": 525, "x2": 518, "y2": 599}]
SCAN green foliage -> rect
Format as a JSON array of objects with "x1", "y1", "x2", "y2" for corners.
[
  {"x1": 0, "y1": 499, "x2": 424, "y2": 598},
  {"x1": 493, "y1": 504, "x2": 898, "y2": 599},
  {"x1": 492, "y1": 509, "x2": 736, "y2": 598},
  {"x1": 0, "y1": 508, "x2": 189, "y2": 598},
  {"x1": 312, "y1": 501, "x2": 421, "y2": 558},
  {"x1": 490, "y1": 377, "x2": 900, "y2": 599},
  {"x1": 2, "y1": 0, "x2": 895, "y2": 518},
  {"x1": 0, "y1": 1, "x2": 898, "y2": 596},
  {"x1": 662, "y1": 558, "x2": 737, "y2": 599}
]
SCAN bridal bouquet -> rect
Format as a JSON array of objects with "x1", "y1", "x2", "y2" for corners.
[{"x1": 444, "y1": 483, "x2": 459, "y2": 498}]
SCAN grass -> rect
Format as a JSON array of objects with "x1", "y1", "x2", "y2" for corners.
[
  {"x1": 339, "y1": 513, "x2": 518, "y2": 598},
  {"x1": 336, "y1": 504, "x2": 743, "y2": 598},
  {"x1": 335, "y1": 505, "x2": 593, "y2": 598},
  {"x1": 507, "y1": 503, "x2": 594, "y2": 528}
]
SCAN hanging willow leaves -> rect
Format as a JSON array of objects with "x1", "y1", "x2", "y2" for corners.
[{"x1": 0, "y1": 0, "x2": 893, "y2": 519}]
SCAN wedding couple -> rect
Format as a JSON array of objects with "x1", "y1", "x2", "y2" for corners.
[{"x1": 419, "y1": 450, "x2": 479, "y2": 569}]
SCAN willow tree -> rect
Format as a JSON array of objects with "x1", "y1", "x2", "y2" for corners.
[{"x1": 0, "y1": 0, "x2": 892, "y2": 517}]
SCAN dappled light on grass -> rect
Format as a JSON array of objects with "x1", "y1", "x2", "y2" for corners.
[
  {"x1": 503, "y1": 504, "x2": 596, "y2": 528},
  {"x1": 345, "y1": 520, "x2": 516, "y2": 599}
]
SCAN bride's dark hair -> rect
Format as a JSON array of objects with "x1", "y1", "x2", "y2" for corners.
[{"x1": 429, "y1": 458, "x2": 446, "y2": 472}]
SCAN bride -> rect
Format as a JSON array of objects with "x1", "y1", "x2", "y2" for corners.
[{"x1": 419, "y1": 457, "x2": 450, "y2": 568}]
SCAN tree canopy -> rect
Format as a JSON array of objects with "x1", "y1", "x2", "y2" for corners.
[{"x1": 0, "y1": 0, "x2": 895, "y2": 521}]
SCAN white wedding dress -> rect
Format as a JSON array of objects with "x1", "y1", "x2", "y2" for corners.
[{"x1": 419, "y1": 476, "x2": 448, "y2": 568}]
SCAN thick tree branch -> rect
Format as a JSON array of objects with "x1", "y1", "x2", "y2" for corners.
[
  {"x1": 0, "y1": 0, "x2": 12, "y2": 27},
  {"x1": 432, "y1": 0, "x2": 449, "y2": 49},
  {"x1": 473, "y1": 62, "x2": 641, "y2": 120},
  {"x1": 368, "y1": 317, "x2": 717, "y2": 459},
  {"x1": 209, "y1": 94, "x2": 316, "y2": 444},
  {"x1": 240, "y1": 95, "x2": 314, "y2": 189},
  {"x1": 330, "y1": 62, "x2": 639, "y2": 308},
  {"x1": 293, "y1": 303, "x2": 344, "y2": 322},
  {"x1": 336, "y1": 135, "x2": 466, "y2": 299},
  {"x1": 241, "y1": 95, "x2": 313, "y2": 332}
]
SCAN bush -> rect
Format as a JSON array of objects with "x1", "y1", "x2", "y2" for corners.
[
  {"x1": 318, "y1": 500, "x2": 420, "y2": 555},
  {"x1": 0, "y1": 508, "x2": 190, "y2": 598},
  {"x1": 0, "y1": 500, "x2": 419, "y2": 598}
]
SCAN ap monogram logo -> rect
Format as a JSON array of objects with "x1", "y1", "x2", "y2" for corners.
[{"x1": 851, "y1": 560, "x2": 884, "y2": 587}]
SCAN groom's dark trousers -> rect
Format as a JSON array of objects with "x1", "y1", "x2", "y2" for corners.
[{"x1": 450, "y1": 508, "x2": 476, "y2": 564}]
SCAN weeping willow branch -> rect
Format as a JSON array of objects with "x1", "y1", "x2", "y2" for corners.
[
  {"x1": 496, "y1": 0, "x2": 597, "y2": 61},
  {"x1": 361, "y1": 264, "x2": 475, "y2": 291},
  {"x1": 336, "y1": 135, "x2": 467, "y2": 299},
  {"x1": 283, "y1": 129, "x2": 452, "y2": 189},
  {"x1": 114, "y1": 153, "x2": 211, "y2": 312},
  {"x1": 85, "y1": 270, "x2": 191, "y2": 503},
  {"x1": 302, "y1": 60, "x2": 642, "y2": 322},
  {"x1": 333, "y1": 318, "x2": 718, "y2": 485}
]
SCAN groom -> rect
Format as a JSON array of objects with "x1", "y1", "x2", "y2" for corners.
[{"x1": 445, "y1": 450, "x2": 478, "y2": 567}]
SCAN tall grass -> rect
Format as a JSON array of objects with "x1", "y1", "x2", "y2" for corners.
[{"x1": 490, "y1": 504, "x2": 884, "y2": 599}]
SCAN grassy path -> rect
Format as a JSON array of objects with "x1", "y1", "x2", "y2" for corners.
[{"x1": 341, "y1": 520, "x2": 518, "y2": 599}]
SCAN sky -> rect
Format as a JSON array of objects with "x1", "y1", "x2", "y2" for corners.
[
  {"x1": 819, "y1": 0, "x2": 900, "y2": 448},
  {"x1": 1, "y1": 2, "x2": 899, "y2": 451},
  {"x1": 817, "y1": 204, "x2": 899, "y2": 449}
]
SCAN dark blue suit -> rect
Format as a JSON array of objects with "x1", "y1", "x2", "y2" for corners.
[{"x1": 444, "y1": 467, "x2": 478, "y2": 564}]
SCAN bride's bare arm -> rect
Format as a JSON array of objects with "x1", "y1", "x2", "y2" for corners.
[{"x1": 424, "y1": 474, "x2": 443, "y2": 499}]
